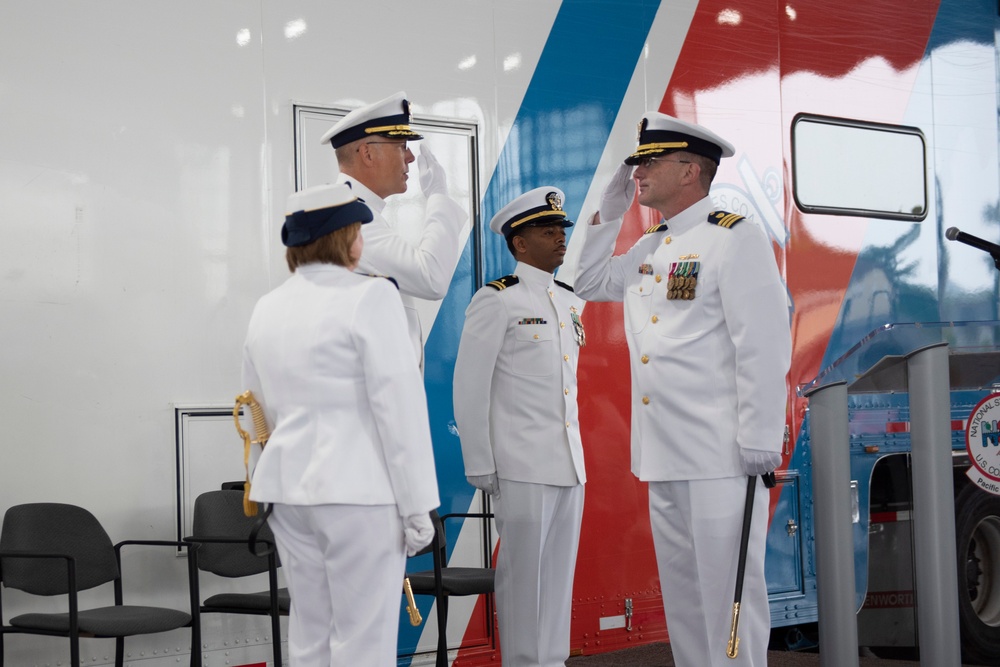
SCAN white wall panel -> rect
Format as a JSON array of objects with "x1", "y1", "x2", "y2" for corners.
[{"x1": 0, "y1": 1, "x2": 560, "y2": 664}]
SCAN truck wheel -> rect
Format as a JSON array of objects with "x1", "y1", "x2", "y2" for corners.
[{"x1": 955, "y1": 483, "x2": 1000, "y2": 665}]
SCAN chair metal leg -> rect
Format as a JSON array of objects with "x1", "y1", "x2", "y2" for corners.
[
  {"x1": 270, "y1": 611, "x2": 282, "y2": 667},
  {"x1": 436, "y1": 596, "x2": 449, "y2": 667},
  {"x1": 114, "y1": 636, "x2": 123, "y2": 667},
  {"x1": 189, "y1": 624, "x2": 202, "y2": 667}
]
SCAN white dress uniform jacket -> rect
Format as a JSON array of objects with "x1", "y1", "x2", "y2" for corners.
[
  {"x1": 243, "y1": 263, "x2": 439, "y2": 518},
  {"x1": 338, "y1": 173, "x2": 467, "y2": 363},
  {"x1": 454, "y1": 261, "x2": 586, "y2": 486},
  {"x1": 575, "y1": 196, "x2": 790, "y2": 481}
]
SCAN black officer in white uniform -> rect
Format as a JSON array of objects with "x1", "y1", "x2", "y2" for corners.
[{"x1": 454, "y1": 187, "x2": 587, "y2": 667}]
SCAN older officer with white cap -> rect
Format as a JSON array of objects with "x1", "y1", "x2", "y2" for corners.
[
  {"x1": 453, "y1": 187, "x2": 586, "y2": 667},
  {"x1": 320, "y1": 91, "x2": 467, "y2": 366},
  {"x1": 575, "y1": 113, "x2": 791, "y2": 667},
  {"x1": 243, "y1": 181, "x2": 439, "y2": 666}
]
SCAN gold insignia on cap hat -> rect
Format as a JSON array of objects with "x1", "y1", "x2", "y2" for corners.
[
  {"x1": 365, "y1": 124, "x2": 414, "y2": 135},
  {"x1": 365, "y1": 99, "x2": 414, "y2": 135},
  {"x1": 546, "y1": 191, "x2": 563, "y2": 211}
]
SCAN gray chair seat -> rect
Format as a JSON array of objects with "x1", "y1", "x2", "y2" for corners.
[
  {"x1": 10, "y1": 606, "x2": 191, "y2": 636},
  {"x1": 0, "y1": 502, "x2": 197, "y2": 667},
  {"x1": 406, "y1": 568, "x2": 494, "y2": 597},
  {"x1": 406, "y1": 511, "x2": 495, "y2": 667},
  {"x1": 203, "y1": 588, "x2": 290, "y2": 612},
  {"x1": 186, "y1": 489, "x2": 288, "y2": 667}
]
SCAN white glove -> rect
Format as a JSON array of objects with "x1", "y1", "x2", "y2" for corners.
[
  {"x1": 402, "y1": 512, "x2": 435, "y2": 556},
  {"x1": 740, "y1": 448, "x2": 782, "y2": 476},
  {"x1": 466, "y1": 473, "x2": 500, "y2": 498},
  {"x1": 598, "y1": 162, "x2": 636, "y2": 223},
  {"x1": 417, "y1": 145, "x2": 448, "y2": 198}
]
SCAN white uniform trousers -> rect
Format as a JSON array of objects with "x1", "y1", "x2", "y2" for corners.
[
  {"x1": 268, "y1": 503, "x2": 406, "y2": 667},
  {"x1": 648, "y1": 476, "x2": 769, "y2": 667},
  {"x1": 494, "y1": 479, "x2": 584, "y2": 667}
]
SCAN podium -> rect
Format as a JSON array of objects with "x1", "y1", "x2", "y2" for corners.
[{"x1": 799, "y1": 321, "x2": 1000, "y2": 667}]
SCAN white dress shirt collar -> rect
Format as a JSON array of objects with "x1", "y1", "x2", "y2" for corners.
[
  {"x1": 337, "y1": 172, "x2": 386, "y2": 215},
  {"x1": 664, "y1": 195, "x2": 714, "y2": 234},
  {"x1": 294, "y1": 262, "x2": 354, "y2": 279},
  {"x1": 513, "y1": 261, "x2": 557, "y2": 288}
]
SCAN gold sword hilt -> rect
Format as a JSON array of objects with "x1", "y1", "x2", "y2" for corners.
[
  {"x1": 404, "y1": 578, "x2": 422, "y2": 626},
  {"x1": 726, "y1": 601, "x2": 741, "y2": 659},
  {"x1": 235, "y1": 391, "x2": 271, "y2": 517}
]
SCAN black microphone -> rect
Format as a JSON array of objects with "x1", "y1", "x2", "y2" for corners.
[{"x1": 945, "y1": 227, "x2": 1000, "y2": 257}]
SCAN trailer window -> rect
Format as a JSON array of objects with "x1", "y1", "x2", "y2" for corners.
[{"x1": 792, "y1": 115, "x2": 927, "y2": 221}]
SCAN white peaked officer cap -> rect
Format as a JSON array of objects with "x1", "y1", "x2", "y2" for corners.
[
  {"x1": 281, "y1": 183, "x2": 373, "y2": 247},
  {"x1": 489, "y1": 186, "x2": 575, "y2": 238},
  {"x1": 319, "y1": 91, "x2": 424, "y2": 148},
  {"x1": 625, "y1": 112, "x2": 735, "y2": 166}
]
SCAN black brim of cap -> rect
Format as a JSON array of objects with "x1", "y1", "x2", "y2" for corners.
[{"x1": 281, "y1": 199, "x2": 373, "y2": 247}]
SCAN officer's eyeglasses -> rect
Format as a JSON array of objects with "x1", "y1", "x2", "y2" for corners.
[
  {"x1": 636, "y1": 157, "x2": 691, "y2": 168},
  {"x1": 366, "y1": 141, "x2": 409, "y2": 154}
]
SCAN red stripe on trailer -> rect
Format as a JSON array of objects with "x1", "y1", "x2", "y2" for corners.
[{"x1": 885, "y1": 420, "x2": 964, "y2": 433}]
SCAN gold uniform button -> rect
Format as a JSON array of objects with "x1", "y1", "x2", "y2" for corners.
[
  {"x1": 651, "y1": 315, "x2": 659, "y2": 323},
  {"x1": 664, "y1": 237, "x2": 672, "y2": 245},
  {"x1": 565, "y1": 422, "x2": 571, "y2": 428},
  {"x1": 655, "y1": 275, "x2": 662, "y2": 283},
  {"x1": 641, "y1": 355, "x2": 649, "y2": 364},
  {"x1": 564, "y1": 388, "x2": 570, "y2": 395},
  {"x1": 560, "y1": 322, "x2": 565, "y2": 328},
  {"x1": 533, "y1": 334, "x2": 539, "y2": 340},
  {"x1": 642, "y1": 396, "x2": 650, "y2": 405},
  {"x1": 639, "y1": 287, "x2": 643, "y2": 292},
  {"x1": 549, "y1": 291, "x2": 554, "y2": 297},
  {"x1": 563, "y1": 354, "x2": 569, "y2": 361}
]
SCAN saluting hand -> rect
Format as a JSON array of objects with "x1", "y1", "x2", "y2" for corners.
[
  {"x1": 417, "y1": 145, "x2": 448, "y2": 198},
  {"x1": 598, "y1": 162, "x2": 636, "y2": 224}
]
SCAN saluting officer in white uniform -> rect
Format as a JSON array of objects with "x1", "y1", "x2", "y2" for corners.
[
  {"x1": 320, "y1": 91, "x2": 467, "y2": 366},
  {"x1": 575, "y1": 114, "x2": 791, "y2": 667},
  {"x1": 454, "y1": 187, "x2": 587, "y2": 667},
  {"x1": 243, "y1": 182, "x2": 440, "y2": 667}
]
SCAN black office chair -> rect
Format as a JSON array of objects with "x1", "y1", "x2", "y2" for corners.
[
  {"x1": 0, "y1": 502, "x2": 196, "y2": 667},
  {"x1": 185, "y1": 489, "x2": 288, "y2": 667},
  {"x1": 406, "y1": 510, "x2": 495, "y2": 667}
]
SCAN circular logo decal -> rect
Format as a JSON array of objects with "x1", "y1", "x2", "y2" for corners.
[{"x1": 965, "y1": 393, "x2": 1000, "y2": 495}]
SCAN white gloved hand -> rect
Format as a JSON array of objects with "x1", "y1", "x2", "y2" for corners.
[
  {"x1": 740, "y1": 448, "x2": 782, "y2": 476},
  {"x1": 598, "y1": 162, "x2": 637, "y2": 223},
  {"x1": 402, "y1": 512, "x2": 435, "y2": 556},
  {"x1": 466, "y1": 473, "x2": 500, "y2": 498},
  {"x1": 417, "y1": 145, "x2": 448, "y2": 198}
]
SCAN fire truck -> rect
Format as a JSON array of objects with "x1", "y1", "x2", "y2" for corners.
[{"x1": 1, "y1": 0, "x2": 999, "y2": 665}]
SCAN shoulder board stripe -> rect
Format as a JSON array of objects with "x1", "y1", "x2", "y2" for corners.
[
  {"x1": 486, "y1": 274, "x2": 519, "y2": 291},
  {"x1": 644, "y1": 222, "x2": 669, "y2": 234},
  {"x1": 365, "y1": 273, "x2": 399, "y2": 289},
  {"x1": 554, "y1": 279, "x2": 574, "y2": 292},
  {"x1": 709, "y1": 211, "x2": 745, "y2": 228}
]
